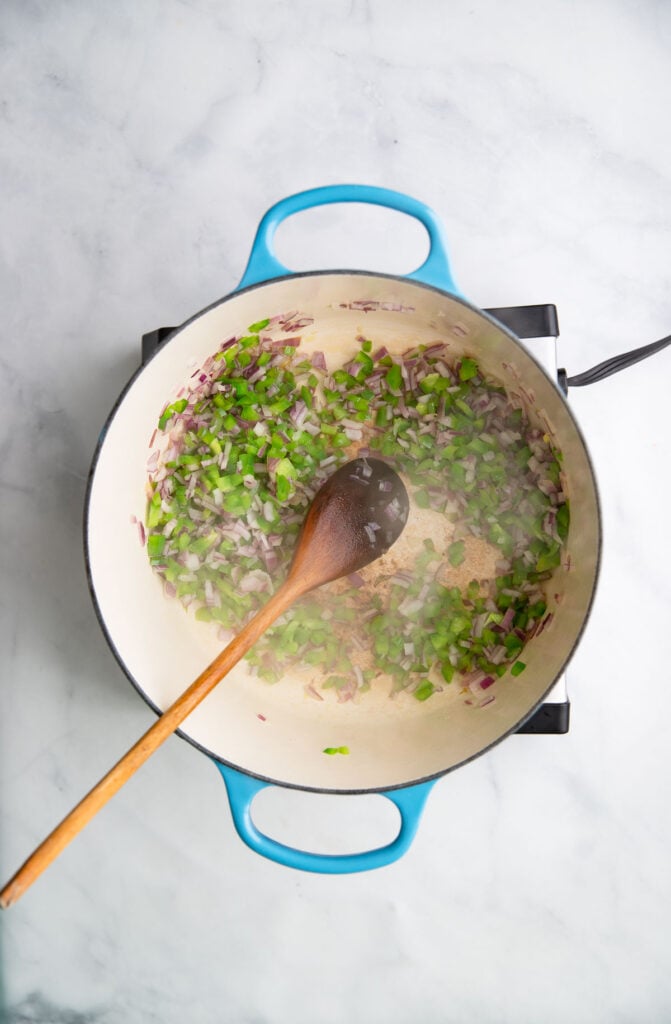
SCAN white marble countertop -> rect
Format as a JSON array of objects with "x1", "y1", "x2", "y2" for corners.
[{"x1": 2, "y1": 2, "x2": 670, "y2": 1021}]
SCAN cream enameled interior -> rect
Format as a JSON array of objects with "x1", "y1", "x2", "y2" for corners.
[{"x1": 86, "y1": 273, "x2": 600, "y2": 792}]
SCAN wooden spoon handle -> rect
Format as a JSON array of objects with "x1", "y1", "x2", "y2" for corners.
[{"x1": 0, "y1": 580, "x2": 301, "y2": 909}]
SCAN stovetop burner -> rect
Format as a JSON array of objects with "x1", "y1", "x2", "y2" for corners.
[{"x1": 141, "y1": 301, "x2": 569, "y2": 736}]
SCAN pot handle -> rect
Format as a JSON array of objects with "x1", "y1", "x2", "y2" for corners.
[
  {"x1": 237, "y1": 184, "x2": 460, "y2": 294},
  {"x1": 214, "y1": 761, "x2": 436, "y2": 874}
]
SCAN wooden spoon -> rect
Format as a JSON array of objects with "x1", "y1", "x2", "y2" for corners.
[{"x1": 0, "y1": 458, "x2": 409, "y2": 908}]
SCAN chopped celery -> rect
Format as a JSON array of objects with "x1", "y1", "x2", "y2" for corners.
[
  {"x1": 440, "y1": 661, "x2": 454, "y2": 683},
  {"x1": 385, "y1": 363, "x2": 403, "y2": 391},
  {"x1": 535, "y1": 546, "x2": 561, "y2": 573},
  {"x1": 147, "y1": 534, "x2": 166, "y2": 558},
  {"x1": 146, "y1": 500, "x2": 163, "y2": 530},
  {"x1": 459, "y1": 357, "x2": 479, "y2": 381},
  {"x1": 556, "y1": 502, "x2": 570, "y2": 540},
  {"x1": 414, "y1": 682, "x2": 435, "y2": 701},
  {"x1": 448, "y1": 540, "x2": 465, "y2": 567},
  {"x1": 158, "y1": 398, "x2": 188, "y2": 430},
  {"x1": 455, "y1": 398, "x2": 474, "y2": 418},
  {"x1": 276, "y1": 475, "x2": 293, "y2": 502},
  {"x1": 355, "y1": 351, "x2": 374, "y2": 375}
]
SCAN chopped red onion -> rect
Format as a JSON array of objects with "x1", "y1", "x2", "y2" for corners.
[
  {"x1": 238, "y1": 569, "x2": 272, "y2": 594},
  {"x1": 499, "y1": 608, "x2": 515, "y2": 632},
  {"x1": 398, "y1": 597, "x2": 423, "y2": 618},
  {"x1": 536, "y1": 612, "x2": 554, "y2": 636},
  {"x1": 271, "y1": 336, "x2": 301, "y2": 350},
  {"x1": 262, "y1": 550, "x2": 279, "y2": 572}
]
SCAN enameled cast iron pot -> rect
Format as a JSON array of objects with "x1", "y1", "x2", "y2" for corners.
[{"x1": 85, "y1": 185, "x2": 601, "y2": 872}]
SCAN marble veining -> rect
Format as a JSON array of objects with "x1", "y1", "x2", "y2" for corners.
[{"x1": 1, "y1": 1, "x2": 670, "y2": 1021}]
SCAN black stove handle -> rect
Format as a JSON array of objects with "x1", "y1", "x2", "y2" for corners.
[
  {"x1": 484, "y1": 304, "x2": 559, "y2": 340},
  {"x1": 559, "y1": 333, "x2": 671, "y2": 394},
  {"x1": 141, "y1": 326, "x2": 178, "y2": 366}
]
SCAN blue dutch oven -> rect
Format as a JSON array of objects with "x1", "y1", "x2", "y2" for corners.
[{"x1": 84, "y1": 185, "x2": 601, "y2": 872}]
